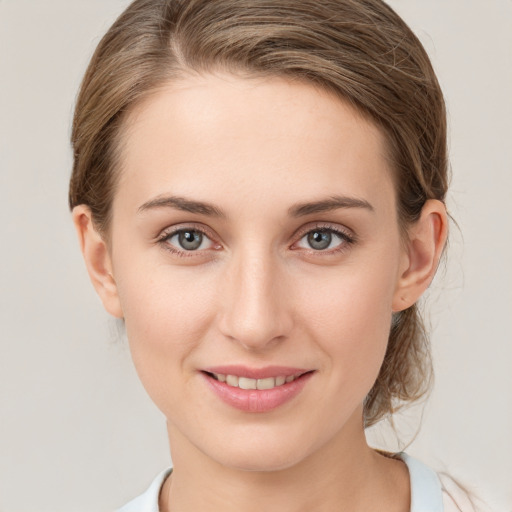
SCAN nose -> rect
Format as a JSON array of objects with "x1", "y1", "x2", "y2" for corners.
[{"x1": 217, "y1": 247, "x2": 293, "y2": 351}]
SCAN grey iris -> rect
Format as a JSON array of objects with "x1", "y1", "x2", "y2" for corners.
[
  {"x1": 179, "y1": 230, "x2": 203, "y2": 250},
  {"x1": 308, "y1": 230, "x2": 332, "y2": 250}
]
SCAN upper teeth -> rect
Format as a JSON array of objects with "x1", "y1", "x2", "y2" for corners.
[{"x1": 213, "y1": 373, "x2": 298, "y2": 390}]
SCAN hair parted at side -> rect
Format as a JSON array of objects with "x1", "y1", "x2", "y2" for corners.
[{"x1": 69, "y1": 0, "x2": 448, "y2": 427}]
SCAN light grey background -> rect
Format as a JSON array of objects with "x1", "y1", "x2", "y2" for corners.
[{"x1": 1, "y1": 1, "x2": 511, "y2": 511}]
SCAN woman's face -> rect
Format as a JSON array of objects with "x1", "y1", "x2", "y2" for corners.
[{"x1": 107, "y1": 73, "x2": 409, "y2": 471}]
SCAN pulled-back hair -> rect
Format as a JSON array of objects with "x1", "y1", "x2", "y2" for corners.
[{"x1": 69, "y1": 0, "x2": 448, "y2": 427}]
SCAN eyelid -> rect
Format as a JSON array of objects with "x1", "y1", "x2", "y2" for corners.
[
  {"x1": 292, "y1": 222, "x2": 355, "y2": 242},
  {"x1": 290, "y1": 222, "x2": 356, "y2": 252},
  {"x1": 154, "y1": 221, "x2": 356, "y2": 258},
  {"x1": 156, "y1": 223, "x2": 222, "y2": 254}
]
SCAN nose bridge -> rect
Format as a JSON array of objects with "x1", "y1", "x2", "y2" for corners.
[{"x1": 218, "y1": 243, "x2": 291, "y2": 350}]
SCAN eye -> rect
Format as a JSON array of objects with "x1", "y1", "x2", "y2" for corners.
[
  {"x1": 159, "y1": 227, "x2": 217, "y2": 254},
  {"x1": 306, "y1": 230, "x2": 335, "y2": 250},
  {"x1": 293, "y1": 226, "x2": 355, "y2": 252}
]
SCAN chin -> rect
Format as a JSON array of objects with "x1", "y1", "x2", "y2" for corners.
[
  {"x1": 222, "y1": 453, "x2": 304, "y2": 473},
  {"x1": 205, "y1": 434, "x2": 313, "y2": 473}
]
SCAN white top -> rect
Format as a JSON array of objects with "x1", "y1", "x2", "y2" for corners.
[{"x1": 117, "y1": 453, "x2": 474, "y2": 512}]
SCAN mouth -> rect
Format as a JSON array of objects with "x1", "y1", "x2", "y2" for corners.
[
  {"x1": 200, "y1": 367, "x2": 316, "y2": 413},
  {"x1": 203, "y1": 371, "x2": 311, "y2": 390}
]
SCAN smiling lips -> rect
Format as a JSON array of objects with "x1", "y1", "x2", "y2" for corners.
[
  {"x1": 201, "y1": 366, "x2": 314, "y2": 413},
  {"x1": 211, "y1": 373, "x2": 299, "y2": 390}
]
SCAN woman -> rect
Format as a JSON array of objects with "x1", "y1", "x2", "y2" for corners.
[{"x1": 69, "y1": 0, "x2": 474, "y2": 510}]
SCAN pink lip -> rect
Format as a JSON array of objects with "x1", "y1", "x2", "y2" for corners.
[{"x1": 201, "y1": 366, "x2": 315, "y2": 413}]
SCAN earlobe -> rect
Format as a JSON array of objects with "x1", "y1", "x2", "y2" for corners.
[
  {"x1": 72, "y1": 205, "x2": 124, "y2": 318},
  {"x1": 392, "y1": 199, "x2": 448, "y2": 312}
]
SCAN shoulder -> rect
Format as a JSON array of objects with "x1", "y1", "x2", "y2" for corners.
[
  {"x1": 440, "y1": 473, "x2": 478, "y2": 512},
  {"x1": 400, "y1": 453, "x2": 476, "y2": 512},
  {"x1": 116, "y1": 468, "x2": 172, "y2": 512}
]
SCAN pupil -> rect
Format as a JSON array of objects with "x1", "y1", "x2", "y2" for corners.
[
  {"x1": 179, "y1": 230, "x2": 202, "y2": 250},
  {"x1": 308, "y1": 230, "x2": 331, "y2": 250}
]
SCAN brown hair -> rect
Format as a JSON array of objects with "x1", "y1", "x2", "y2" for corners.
[{"x1": 69, "y1": 0, "x2": 448, "y2": 427}]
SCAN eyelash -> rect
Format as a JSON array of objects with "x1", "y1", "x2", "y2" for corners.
[
  {"x1": 156, "y1": 224, "x2": 220, "y2": 258},
  {"x1": 156, "y1": 223, "x2": 356, "y2": 258},
  {"x1": 292, "y1": 223, "x2": 356, "y2": 255}
]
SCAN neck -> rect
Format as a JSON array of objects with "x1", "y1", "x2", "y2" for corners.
[{"x1": 160, "y1": 409, "x2": 409, "y2": 512}]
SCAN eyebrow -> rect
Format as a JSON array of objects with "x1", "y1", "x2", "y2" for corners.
[
  {"x1": 137, "y1": 194, "x2": 374, "y2": 218},
  {"x1": 288, "y1": 195, "x2": 375, "y2": 217},
  {"x1": 138, "y1": 195, "x2": 226, "y2": 217}
]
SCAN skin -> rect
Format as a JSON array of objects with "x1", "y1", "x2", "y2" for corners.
[{"x1": 74, "y1": 72, "x2": 447, "y2": 512}]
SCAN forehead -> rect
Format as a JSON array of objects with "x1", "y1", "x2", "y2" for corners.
[{"x1": 115, "y1": 72, "x2": 395, "y2": 216}]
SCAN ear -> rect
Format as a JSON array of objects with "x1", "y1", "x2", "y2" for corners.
[
  {"x1": 72, "y1": 205, "x2": 124, "y2": 318},
  {"x1": 392, "y1": 199, "x2": 448, "y2": 312}
]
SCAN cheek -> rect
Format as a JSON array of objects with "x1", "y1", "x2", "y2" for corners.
[
  {"x1": 114, "y1": 262, "x2": 218, "y2": 410},
  {"x1": 297, "y1": 260, "x2": 397, "y2": 388}
]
